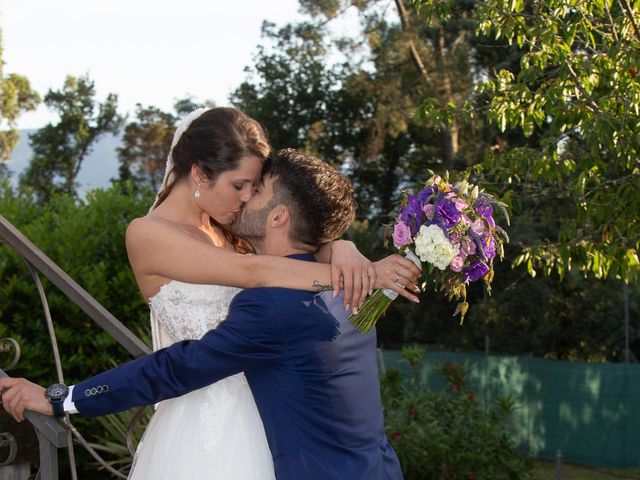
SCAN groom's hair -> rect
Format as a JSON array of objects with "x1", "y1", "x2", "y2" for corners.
[{"x1": 263, "y1": 149, "x2": 356, "y2": 247}]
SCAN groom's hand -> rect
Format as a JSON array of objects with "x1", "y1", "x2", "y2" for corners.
[
  {"x1": 0, "y1": 377, "x2": 52, "y2": 421},
  {"x1": 373, "y1": 255, "x2": 422, "y2": 303}
]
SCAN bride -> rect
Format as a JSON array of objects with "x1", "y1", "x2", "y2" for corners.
[{"x1": 125, "y1": 106, "x2": 421, "y2": 479}]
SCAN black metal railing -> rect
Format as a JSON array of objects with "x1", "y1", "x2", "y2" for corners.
[{"x1": 0, "y1": 214, "x2": 151, "y2": 479}]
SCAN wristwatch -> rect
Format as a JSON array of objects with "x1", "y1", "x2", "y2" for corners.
[{"x1": 44, "y1": 383, "x2": 69, "y2": 417}]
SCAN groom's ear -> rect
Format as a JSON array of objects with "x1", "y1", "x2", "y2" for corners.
[{"x1": 270, "y1": 205, "x2": 291, "y2": 228}]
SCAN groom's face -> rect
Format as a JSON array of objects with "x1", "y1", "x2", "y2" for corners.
[{"x1": 231, "y1": 174, "x2": 278, "y2": 243}]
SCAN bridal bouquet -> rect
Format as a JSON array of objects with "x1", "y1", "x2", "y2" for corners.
[{"x1": 350, "y1": 173, "x2": 509, "y2": 334}]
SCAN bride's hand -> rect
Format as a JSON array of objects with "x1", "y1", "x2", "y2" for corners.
[
  {"x1": 329, "y1": 240, "x2": 376, "y2": 311},
  {"x1": 373, "y1": 255, "x2": 422, "y2": 303}
]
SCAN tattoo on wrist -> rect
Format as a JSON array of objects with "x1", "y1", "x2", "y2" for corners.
[{"x1": 312, "y1": 280, "x2": 333, "y2": 291}]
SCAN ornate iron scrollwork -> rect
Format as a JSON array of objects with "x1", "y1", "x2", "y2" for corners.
[
  {"x1": 0, "y1": 432, "x2": 18, "y2": 466},
  {"x1": 0, "y1": 338, "x2": 21, "y2": 371},
  {"x1": 126, "y1": 407, "x2": 149, "y2": 457}
]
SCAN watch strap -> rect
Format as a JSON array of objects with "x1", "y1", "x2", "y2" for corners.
[{"x1": 50, "y1": 399, "x2": 65, "y2": 417}]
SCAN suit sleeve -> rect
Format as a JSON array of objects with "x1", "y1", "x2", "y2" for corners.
[{"x1": 72, "y1": 289, "x2": 281, "y2": 418}]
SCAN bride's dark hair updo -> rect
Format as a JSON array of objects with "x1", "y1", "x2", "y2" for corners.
[
  {"x1": 156, "y1": 107, "x2": 271, "y2": 252},
  {"x1": 157, "y1": 107, "x2": 271, "y2": 205}
]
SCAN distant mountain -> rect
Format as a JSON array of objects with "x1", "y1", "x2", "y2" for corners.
[{"x1": 5, "y1": 130, "x2": 122, "y2": 196}]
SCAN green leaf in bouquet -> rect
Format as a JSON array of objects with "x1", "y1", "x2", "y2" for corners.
[
  {"x1": 453, "y1": 301, "x2": 469, "y2": 322},
  {"x1": 399, "y1": 189, "x2": 410, "y2": 206},
  {"x1": 495, "y1": 201, "x2": 511, "y2": 226},
  {"x1": 455, "y1": 180, "x2": 470, "y2": 195},
  {"x1": 496, "y1": 239, "x2": 505, "y2": 261}
]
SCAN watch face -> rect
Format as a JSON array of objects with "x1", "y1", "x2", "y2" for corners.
[{"x1": 46, "y1": 384, "x2": 68, "y2": 401}]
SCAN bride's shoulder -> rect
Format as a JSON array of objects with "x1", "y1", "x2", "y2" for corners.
[
  {"x1": 125, "y1": 215, "x2": 185, "y2": 249},
  {"x1": 127, "y1": 215, "x2": 181, "y2": 235}
]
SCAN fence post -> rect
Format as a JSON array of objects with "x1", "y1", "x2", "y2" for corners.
[
  {"x1": 624, "y1": 282, "x2": 630, "y2": 363},
  {"x1": 36, "y1": 429, "x2": 58, "y2": 480},
  {"x1": 554, "y1": 449, "x2": 562, "y2": 480}
]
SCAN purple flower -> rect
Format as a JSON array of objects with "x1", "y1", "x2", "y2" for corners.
[
  {"x1": 392, "y1": 221, "x2": 413, "y2": 247},
  {"x1": 454, "y1": 199, "x2": 468, "y2": 212},
  {"x1": 434, "y1": 199, "x2": 461, "y2": 229},
  {"x1": 475, "y1": 203, "x2": 495, "y2": 228},
  {"x1": 450, "y1": 255, "x2": 465, "y2": 273},
  {"x1": 463, "y1": 261, "x2": 489, "y2": 282},
  {"x1": 482, "y1": 233, "x2": 496, "y2": 260},
  {"x1": 417, "y1": 186, "x2": 437, "y2": 205},
  {"x1": 408, "y1": 194, "x2": 423, "y2": 215},
  {"x1": 400, "y1": 195, "x2": 424, "y2": 236},
  {"x1": 470, "y1": 219, "x2": 485, "y2": 235},
  {"x1": 423, "y1": 203, "x2": 435, "y2": 219},
  {"x1": 460, "y1": 236, "x2": 476, "y2": 257}
]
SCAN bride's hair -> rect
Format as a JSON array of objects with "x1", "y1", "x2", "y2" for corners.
[{"x1": 157, "y1": 107, "x2": 271, "y2": 252}]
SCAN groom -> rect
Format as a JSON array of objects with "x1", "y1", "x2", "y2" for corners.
[{"x1": 1, "y1": 149, "x2": 407, "y2": 479}]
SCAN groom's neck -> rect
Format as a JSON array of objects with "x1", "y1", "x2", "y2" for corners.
[{"x1": 255, "y1": 237, "x2": 316, "y2": 257}]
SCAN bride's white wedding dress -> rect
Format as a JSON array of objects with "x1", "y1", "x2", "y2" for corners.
[{"x1": 128, "y1": 281, "x2": 276, "y2": 479}]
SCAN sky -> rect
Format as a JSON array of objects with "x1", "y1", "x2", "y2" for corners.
[{"x1": 2, "y1": 0, "x2": 304, "y2": 129}]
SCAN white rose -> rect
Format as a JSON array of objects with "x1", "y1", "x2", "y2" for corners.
[{"x1": 415, "y1": 224, "x2": 459, "y2": 270}]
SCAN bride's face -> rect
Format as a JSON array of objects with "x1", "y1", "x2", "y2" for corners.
[{"x1": 197, "y1": 155, "x2": 262, "y2": 225}]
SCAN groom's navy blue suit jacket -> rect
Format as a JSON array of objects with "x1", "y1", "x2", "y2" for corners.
[{"x1": 72, "y1": 254, "x2": 403, "y2": 480}]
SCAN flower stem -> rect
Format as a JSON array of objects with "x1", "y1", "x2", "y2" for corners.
[{"x1": 349, "y1": 290, "x2": 394, "y2": 334}]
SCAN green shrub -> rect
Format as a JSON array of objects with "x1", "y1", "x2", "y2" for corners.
[
  {"x1": 381, "y1": 346, "x2": 533, "y2": 480},
  {"x1": 0, "y1": 181, "x2": 153, "y2": 477}
]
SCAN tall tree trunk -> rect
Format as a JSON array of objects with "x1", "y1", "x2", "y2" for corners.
[
  {"x1": 437, "y1": 27, "x2": 459, "y2": 171},
  {"x1": 394, "y1": 0, "x2": 458, "y2": 170}
]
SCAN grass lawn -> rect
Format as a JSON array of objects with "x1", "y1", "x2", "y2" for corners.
[{"x1": 531, "y1": 460, "x2": 640, "y2": 479}]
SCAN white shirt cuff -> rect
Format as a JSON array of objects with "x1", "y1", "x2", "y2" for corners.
[{"x1": 63, "y1": 385, "x2": 78, "y2": 414}]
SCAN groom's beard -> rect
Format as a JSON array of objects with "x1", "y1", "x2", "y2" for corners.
[{"x1": 232, "y1": 205, "x2": 270, "y2": 254}]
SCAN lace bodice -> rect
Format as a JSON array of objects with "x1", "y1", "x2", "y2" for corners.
[{"x1": 148, "y1": 281, "x2": 242, "y2": 349}]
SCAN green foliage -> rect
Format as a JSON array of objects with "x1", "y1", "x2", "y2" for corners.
[
  {"x1": 20, "y1": 75, "x2": 123, "y2": 202},
  {"x1": 0, "y1": 182, "x2": 152, "y2": 384},
  {"x1": 381, "y1": 346, "x2": 532, "y2": 479},
  {"x1": 233, "y1": 1, "x2": 640, "y2": 361},
  {"x1": 375, "y1": 209, "x2": 640, "y2": 361},
  {"x1": 0, "y1": 182, "x2": 153, "y2": 476},
  {"x1": 0, "y1": 28, "x2": 40, "y2": 162},
  {"x1": 412, "y1": 0, "x2": 640, "y2": 283},
  {"x1": 231, "y1": 1, "x2": 480, "y2": 222}
]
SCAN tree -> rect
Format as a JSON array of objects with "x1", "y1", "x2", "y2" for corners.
[
  {"x1": 232, "y1": 1, "x2": 639, "y2": 358},
  {"x1": 117, "y1": 97, "x2": 215, "y2": 190},
  {"x1": 413, "y1": 0, "x2": 640, "y2": 283},
  {"x1": 232, "y1": 13, "x2": 449, "y2": 221},
  {"x1": 117, "y1": 104, "x2": 175, "y2": 190},
  {"x1": 231, "y1": 22, "x2": 339, "y2": 152},
  {"x1": 0, "y1": 28, "x2": 40, "y2": 166},
  {"x1": 20, "y1": 75, "x2": 122, "y2": 202}
]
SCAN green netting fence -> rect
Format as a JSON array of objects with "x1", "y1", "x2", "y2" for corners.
[{"x1": 381, "y1": 350, "x2": 640, "y2": 469}]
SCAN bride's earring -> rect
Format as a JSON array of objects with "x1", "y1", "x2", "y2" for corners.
[{"x1": 194, "y1": 184, "x2": 201, "y2": 199}]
